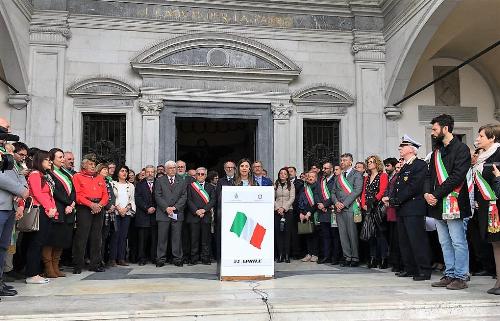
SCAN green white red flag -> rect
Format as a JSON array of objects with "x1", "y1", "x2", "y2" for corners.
[
  {"x1": 230, "y1": 211, "x2": 266, "y2": 249},
  {"x1": 434, "y1": 150, "x2": 462, "y2": 220}
]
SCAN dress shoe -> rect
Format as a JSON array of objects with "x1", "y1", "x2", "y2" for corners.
[
  {"x1": 108, "y1": 260, "x2": 117, "y2": 267},
  {"x1": 138, "y1": 260, "x2": 147, "y2": 266},
  {"x1": 73, "y1": 267, "x2": 82, "y2": 274},
  {"x1": 0, "y1": 288, "x2": 17, "y2": 296},
  {"x1": 446, "y1": 279, "x2": 468, "y2": 290},
  {"x1": 473, "y1": 270, "x2": 494, "y2": 277},
  {"x1": 89, "y1": 266, "x2": 105, "y2": 272},
  {"x1": 285, "y1": 255, "x2": 290, "y2": 263},
  {"x1": 174, "y1": 261, "x2": 183, "y2": 267},
  {"x1": 310, "y1": 255, "x2": 318, "y2": 262},
  {"x1": 379, "y1": 259, "x2": 388, "y2": 269},
  {"x1": 350, "y1": 261, "x2": 359, "y2": 267},
  {"x1": 413, "y1": 274, "x2": 431, "y2": 281},
  {"x1": 493, "y1": 288, "x2": 500, "y2": 295},
  {"x1": 201, "y1": 260, "x2": 211, "y2": 265},
  {"x1": 431, "y1": 276, "x2": 454, "y2": 287},
  {"x1": 1, "y1": 281, "x2": 14, "y2": 291},
  {"x1": 317, "y1": 257, "x2": 330, "y2": 264},
  {"x1": 156, "y1": 261, "x2": 165, "y2": 267},
  {"x1": 340, "y1": 261, "x2": 350, "y2": 267},
  {"x1": 276, "y1": 255, "x2": 284, "y2": 263},
  {"x1": 391, "y1": 266, "x2": 401, "y2": 273},
  {"x1": 486, "y1": 287, "x2": 499, "y2": 294},
  {"x1": 117, "y1": 260, "x2": 129, "y2": 266},
  {"x1": 397, "y1": 271, "x2": 414, "y2": 278}
]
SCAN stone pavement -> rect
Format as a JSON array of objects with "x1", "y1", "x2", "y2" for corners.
[{"x1": 1, "y1": 260, "x2": 499, "y2": 321}]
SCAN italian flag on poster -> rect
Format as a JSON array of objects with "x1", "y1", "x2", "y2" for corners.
[{"x1": 230, "y1": 211, "x2": 267, "y2": 249}]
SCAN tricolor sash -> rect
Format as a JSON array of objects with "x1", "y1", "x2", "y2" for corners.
[
  {"x1": 320, "y1": 178, "x2": 331, "y2": 201},
  {"x1": 466, "y1": 168, "x2": 474, "y2": 193},
  {"x1": 52, "y1": 167, "x2": 73, "y2": 195},
  {"x1": 474, "y1": 170, "x2": 500, "y2": 233},
  {"x1": 191, "y1": 181, "x2": 210, "y2": 204},
  {"x1": 434, "y1": 150, "x2": 462, "y2": 220},
  {"x1": 304, "y1": 184, "x2": 315, "y2": 207},
  {"x1": 338, "y1": 173, "x2": 361, "y2": 217}
]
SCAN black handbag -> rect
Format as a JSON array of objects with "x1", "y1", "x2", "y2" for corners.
[
  {"x1": 297, "y1": 220, "x2": 314, "y2": 235},
  {"x1": 17, "y1": 197, "x2": 40, "y2": 232}
]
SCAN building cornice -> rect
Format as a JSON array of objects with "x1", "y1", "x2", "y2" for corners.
[
  {"x1": 383, "y1": 0, "x2": 434, "y2": 41},
  {"x1": 12, "y1": 0, "x2": 33, "y2": 21}
]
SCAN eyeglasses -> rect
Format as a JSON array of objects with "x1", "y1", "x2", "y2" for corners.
[
  {"x1": 367, "y1": 160, "x2": 375, "y2": 164},
  {"x1": 177, "y1": 165, "x2": 186, "y2": 168},
  {"x1": 43, "y1": 158, "x2": 52, "y2": 162},
  {"x1": 196, "y1": 173, "x2": 206, "y2": 176},
  {"x1": 15, "y1": 152, "x2": 27, "y2": 158}
]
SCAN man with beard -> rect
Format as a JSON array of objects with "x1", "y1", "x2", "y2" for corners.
[
  {"x1": 424, "y1": 114, "x2": 471, "y2": 290},
  {"x1": 383, "y1": 157, "x2": 401, "y2": 272}
]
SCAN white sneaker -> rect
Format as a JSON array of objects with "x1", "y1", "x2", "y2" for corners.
[
  {"x1": 301, "y1": 254, "x2": 312, "y2": 262},
  {"x1": 26, "y1": 275, "x2": 50, "y2": 284},
  {"x1": 310, "y1": 255, "x2": 319, "y2": 262}
]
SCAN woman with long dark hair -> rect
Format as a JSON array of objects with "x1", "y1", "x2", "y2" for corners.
[
  {"x1": 25, "y1": 150, "x2": 58, "y2": 284},
  {"x1": 45, "y1": 148, "x2": 76, "y2": 278},
  {"x1": 234, "y1": 158, "x2": 257, "y2": 186},
  {"x1": 109, "y1": 165, "x2": 136, "y2": 266},
  {"x1": 274, "y1": 168, "x2": 295, "y2": 263}
]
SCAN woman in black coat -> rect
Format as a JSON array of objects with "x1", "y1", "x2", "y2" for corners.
[
  {"x1": 474, "y1": 124, "x2": 500, "y2": 295},
  {"x1": 47, "y1": 148, "x2": 76, "y2": 277}
]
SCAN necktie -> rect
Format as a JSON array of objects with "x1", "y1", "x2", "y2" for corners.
[
  {"x1": 148, "y1": 181, "x2": 153, "y2": 192},
  {"x1": 169, "y1": 177, "x2": 174, "y2": 185},
  {"x1": 343, "y1": 171, "x2": 347, "y2": 178}
]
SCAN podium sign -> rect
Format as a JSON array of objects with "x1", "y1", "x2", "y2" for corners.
[{"x1": 220, "y1": 186, "x2": 274, "y2": 280}]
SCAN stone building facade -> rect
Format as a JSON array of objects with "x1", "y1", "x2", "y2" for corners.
[{"x1": 1, "y1": 0, "x2": 498, "y2": 175}]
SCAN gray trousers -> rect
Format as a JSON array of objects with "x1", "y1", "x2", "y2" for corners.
[
  {"x1": 336, "y1": 209, "x2": 359, "y2": 262},
  {"x1": 157, "y1": 220, "x2": 183, "y2": 262}
]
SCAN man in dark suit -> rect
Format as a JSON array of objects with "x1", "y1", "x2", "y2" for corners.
[
  {"x1": 288, "y1": 166, "x2": 304, "y2": 259},
  {"x1": 215, "y1": 161, "x2": 236, "y2": 261},
  {"x1": 186, "y1": 167, "x2": 216, "y2": 265},
  {"x1": 135, "y1": 165, "x2": 157, "y2": 266},
  {"x1": 332, "y1": 153, "x2": 363, "y2": 267},
  {"x1": 383, "y1": 135, "x2": 432, "y2": 281},
  {"x1": 316, "y1": 162, "x2": 342, "y2": 264},
  {"x1": 155, "y1": 160, "x2": 187, "y2": 267},
  {"x1": 424, "y1": 114, "x2": 471, "y2": 290},
  {"x1": 252, "y1": 161, "x2": 273, "y2": 186}
]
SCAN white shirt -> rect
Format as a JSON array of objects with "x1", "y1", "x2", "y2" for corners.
[{"x1": 115, "y1": 183, "x2": 129, "y2": 208}]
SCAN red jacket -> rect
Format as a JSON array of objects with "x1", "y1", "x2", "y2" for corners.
[
  {"x1": 28, "y1": 171, "x2": 57, "y2": 219},
  {"x1": 361, "y1": 172, "x2": 389, "y2": 209},
  {"x1": 72, "y1": 170, "x2": 109, "y2": 208}
]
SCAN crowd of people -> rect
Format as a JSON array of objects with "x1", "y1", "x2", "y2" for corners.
[{"x1": 0, "y1": 113, "x2": 499, "y2": 301}]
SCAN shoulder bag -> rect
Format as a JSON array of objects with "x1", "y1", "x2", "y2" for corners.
[{"x1": 17, "y1": 197, "x2": 40, "y2": 232}]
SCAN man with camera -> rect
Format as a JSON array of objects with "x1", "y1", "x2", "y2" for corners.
[{"x1": 0, "y1": 117, "x2": 29, "y2": 299}]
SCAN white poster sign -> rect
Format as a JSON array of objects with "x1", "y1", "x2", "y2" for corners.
[{"x1": 220, "y1": 186, "x2": 274, "y2": 279}]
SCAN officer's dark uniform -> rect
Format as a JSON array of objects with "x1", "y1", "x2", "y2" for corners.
[{"x1": 389, "y1": 156, "x2": 432, "y2": 279}]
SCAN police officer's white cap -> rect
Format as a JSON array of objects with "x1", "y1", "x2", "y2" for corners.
[{"x1": 400, "y1": 134, "x2": 421, "y2": 149}]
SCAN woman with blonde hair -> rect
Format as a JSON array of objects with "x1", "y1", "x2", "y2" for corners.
[{"x1": 361, "y1": 155, "x2": 389, "y2": 269}]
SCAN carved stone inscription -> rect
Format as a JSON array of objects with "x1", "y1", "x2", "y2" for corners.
[{"x1": 67, "y1": 0, "x2": 353, "y2": 31}]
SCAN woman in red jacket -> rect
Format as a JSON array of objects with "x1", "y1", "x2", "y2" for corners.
[
  {"x1": 25, "y1": 150, "x2": 58, "y2": 284},
  {"x1": 361, "y1": 155, "x2": 389, "y2": 269}
]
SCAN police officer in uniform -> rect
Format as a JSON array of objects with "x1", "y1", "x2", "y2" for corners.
[{"x1": 382, "y1": 135, "x2": 432, "y2": 281}]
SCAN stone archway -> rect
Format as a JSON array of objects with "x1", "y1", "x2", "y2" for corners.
[{"x1": 385, "y1": 0, "x2": 461, "y2": 109}]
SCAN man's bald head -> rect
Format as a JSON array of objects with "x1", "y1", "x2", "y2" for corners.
[{"x1": 0, "y1": 117, "x2": 10, "y2": 131}]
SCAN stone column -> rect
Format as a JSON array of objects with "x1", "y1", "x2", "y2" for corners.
[
  {"x1": 352, "y1": 31, "x2": 387, "y2": 160},
  {"x1": 139, "y1": 99, "x2": 163, "y2": 167},
  {"x1": 26, "y1": 10, "x2": 70, "y2": 149},
  {"x1": 271, "y1": 102, "x2": 292, "y2": 177}
]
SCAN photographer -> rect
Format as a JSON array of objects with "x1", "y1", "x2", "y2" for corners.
[{"x1": 0, "y1": 118, "x2": 29, "y2": 299}]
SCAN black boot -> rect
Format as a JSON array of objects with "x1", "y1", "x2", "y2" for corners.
[
  {"x1": 379, "y1": 258, "x2": 388, "y2": 269},
  {"x1": 285, "y1": 254, "x2": 290, "y2": 263},
  {"x1": 276, "y1": 255, "x2": 284, "y2": 263}
]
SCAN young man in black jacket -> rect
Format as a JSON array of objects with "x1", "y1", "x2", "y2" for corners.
[{"x1": 424, "y1": 114, "x2": 471, "y2": 290}]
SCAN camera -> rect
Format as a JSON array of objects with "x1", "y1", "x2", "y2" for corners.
[{"x1": 0, "y1": 125, "x2": 19, "y2": 172}]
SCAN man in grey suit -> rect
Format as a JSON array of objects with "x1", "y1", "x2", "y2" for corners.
[
  {"x1": 332, "y1": 153, "x2": 363, "y2": 267},
  {"x1": 155, "y1": 160, "x2": 187, "y2": 267}
]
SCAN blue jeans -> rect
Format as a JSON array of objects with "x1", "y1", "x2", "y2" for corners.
[
  {"x1": 435, "y1": 219, "x2": 469, "y2": 280},
  {"x1": 110, "y1": 215, "x2": 131, "y2": 261},
  {"x1": 0, "y1": 210, "x2": 15, "y2": 279}
]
